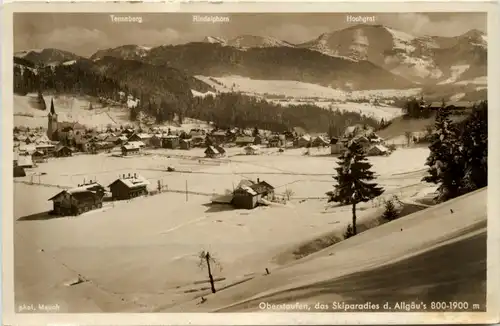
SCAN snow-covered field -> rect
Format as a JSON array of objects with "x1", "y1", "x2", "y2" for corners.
[
  {"x1": 14, "y1": 146, "x2": 440, "y2": 312},
  {"x1": 14, "y1": 94, "x2": 130, "y2": 128}
]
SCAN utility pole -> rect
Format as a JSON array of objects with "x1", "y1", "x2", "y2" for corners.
[{"x1": 185, "y1": 180, "x2": 188, "y2": 202}]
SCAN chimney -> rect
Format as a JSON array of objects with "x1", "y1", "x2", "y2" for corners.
[{"x1": 257, "y1": 178, "x2": 260, "y2": 183}]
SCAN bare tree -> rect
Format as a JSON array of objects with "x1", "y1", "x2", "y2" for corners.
[
  {"x1": 284, "y1": 188, "x2": 295, "y2": 201},
  {"x1": 198, "y1": 251, "x2": 222, "y2": 294}
]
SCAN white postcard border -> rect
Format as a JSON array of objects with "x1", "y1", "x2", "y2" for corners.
[{"x1": 2, "y1": 2, "x2": 499, "y2": 325}]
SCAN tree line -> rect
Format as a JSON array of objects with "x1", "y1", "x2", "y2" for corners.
[{"x1": 327, "y1": 100, "x2": 487, "y2": 238}]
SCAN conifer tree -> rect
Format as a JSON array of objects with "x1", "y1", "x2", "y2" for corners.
[
  {"x1": 37, "y1": 88, "x2": 46, "y2": 111},
  {"x1": 460, "y1": 101, "x2": 488, "y2": 192},
  {"x1": 328, "y1": 141, "x2": 384, "y2": 235},
  {"x1": 382, "y1": 199, "x2": 399, "y2": 221},
  {"x1": 422, "y1": 105, "x2": 464, "y2": 201}
]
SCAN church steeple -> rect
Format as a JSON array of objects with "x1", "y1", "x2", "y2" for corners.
[
  {"x1": 47, "y1": 98, "x2": 58, "y2": 140},
  {"x1": 50, "y1": 98, "x2": 56, "y2": 115}
]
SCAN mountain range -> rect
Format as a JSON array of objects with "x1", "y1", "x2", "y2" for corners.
[{"x1": 14, "y1": 24, "x2": 487, "y2": 92}]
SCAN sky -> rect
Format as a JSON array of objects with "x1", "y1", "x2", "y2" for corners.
[{"x1": 14, "y1": 12, "x2": 487, "y2": 57}]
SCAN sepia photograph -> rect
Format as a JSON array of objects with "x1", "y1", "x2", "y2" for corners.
[{"x1": 2, "y1": 2, "x2": 498, "y2": 325}]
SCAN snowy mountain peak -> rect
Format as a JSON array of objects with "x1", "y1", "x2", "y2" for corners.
[
  {"x1": 226, "y1": 35, "x2": 295, "y2": 49},
  {"x1": 90, "y1": 44, "x2": 152, "y2": 61},
  {"x1": 14, "y1": 48, "x2": 81, "y2": 66},
  {"x1": 203, "y1": 36, "x2": 227, "y2": 45}
]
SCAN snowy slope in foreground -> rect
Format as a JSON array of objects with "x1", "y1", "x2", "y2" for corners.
[{"x1": 169, "y1": 188, "x2": 487, "y2": 313}]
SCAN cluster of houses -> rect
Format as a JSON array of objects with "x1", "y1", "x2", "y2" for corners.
[
  {"x1": 48, "y1": 173, "x2": 150, "y2": 216},
  {"x1": 330, "y1": 124, "x2": 390, "y2": 156}
]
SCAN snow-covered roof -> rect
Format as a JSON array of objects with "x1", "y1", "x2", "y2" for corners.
[
  {"x1": 127, "y1": 141, "x2": 145, "y2": 148},
  {"x1": 122, "y1": 143, "x2": 141, "y2": 150},
  {"x1": 205, "y1": 145, "x2": 220, "y2": 155},
  {"x1": 245, "y1": 145, "x2": 260, "y2": 151},
  {"x1": 299, "y1": 135, "x2": 311, "y2": 141},
  {"x1": 240, "y1": 185, "x2": 258, "y2": 196},
  {"x1": 19, "y1": 144, "x2": 37, "y2": 153},
  {"x1": 48, "y1": 182, "x2": 104, "y2": 201},
  {"x1": 132, "y1": 133, "x2": 152, "y2": 139},
  {"x1": 109, "y1": 174, "x2": 150, "y2": 189},
  {"x1": 17, "y1": 155, "x2": 33, "y2": 167},
  {"x1": 68, "y1": 182, "x2": 104, "y2": 195}
]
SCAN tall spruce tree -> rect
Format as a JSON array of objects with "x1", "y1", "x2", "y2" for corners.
[
  {"x1": 328, "y1": 141, "x2": 384, "y2": 235},
  {"x1": 460, "y1": 101, "x2": 488, "y2": 192},
  {"x1": 422, "y1": 105, "x2": 464, "y2": 201},
  {"x1": 37, "y1": 88, "x2": 46, "y2": 111}
]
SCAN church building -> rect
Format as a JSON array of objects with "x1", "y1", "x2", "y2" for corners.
[{"x1": 46, "y1": 98, "x2": 84, "y2": 145}]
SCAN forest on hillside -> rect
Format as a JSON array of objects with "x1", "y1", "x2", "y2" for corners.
[{"x1": 14, "y1": 57, "x2": 381, "y2": 134}]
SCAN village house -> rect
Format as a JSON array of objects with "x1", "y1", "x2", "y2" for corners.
[
  {"x1": 232, "y1": 178, "x2": 275, "y2": 209},
  {"x1": 121, "y1": 143, "x2": 141, "y2": 156},
  {"x1": 105, "y1": 135, "x2": 120, "y2": 144},
  {"x1": 17, "y1": 155, "x2": 34, "y2": 168},
  {"x1": 312, "y1": 136, "x2": 330, "y2": 147},
  {"x1": 31, "y1": 150, "x2": 46, "y2": 163},
  {"x1": 54, "y1": 145, "x2": 73, "y2": 158},
  {"x1": 35, "y1": 143, "x2": 56, "y2": 156},
  {"x1": 180, "y1": 138, "x2": 192, "y2": 150},
  {"x1": 330, "y1": 137, "x2": 347, "y2": 155},
  {"x1": 108, "y1": 173, "x2": 150, "y2": 200},
  {"x1": 48, "y1": 182, "x2": 105, "y2": 216},
  {"x1": 162, "y1": 135, "x2": 180, "y2": 149},
  {"x1": 367, "y1": 144, "x2": 390, "y2": 156},
  {"x1": 268, "y1": 135, "x2": 281, "y2": 148},
  {"x1": 150, "y1": 134, "x2": 163, "y2": 148},
  {"x1": 205, "y1": 145, "x2": 226, "y2": 158},
  {"x1": 75, "y1": 137, "x2": 90, "y2": 152},
  {"x1": 253, "y1": 135, "x2": 263, "y2": 145},
  {"x1": 127, "y1": 141, "x2": 146, "y2": 149},
  {"x1": 211, "y1": 131, "x2": 228, "y2": 144},
  {"x1": 295, "y1": 135, "x2": 312, "y2": 148},
  {"x1": 191, "y1": 135, "x2": 206, "y2": 147},
  {"x1": 244, "y1": 145, "x2": 260, "y2": 155},
  {"x1": 128, "y1": 133, "x2": 153, "y2": 147},
  {"x1": 115, "y1": 135, "x2": 129, "y2": 145},
  {"x1": 235, "y1": 136, "x2": 255, "y2": 147}
]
